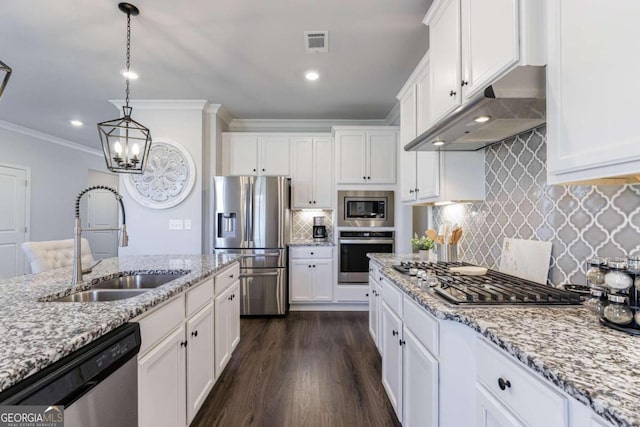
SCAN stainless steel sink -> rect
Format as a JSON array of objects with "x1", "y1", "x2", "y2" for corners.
[
  {"x1": 91, "y1": 273, "x2": 186, "y2": 290},
  {"x1": 52, "y1": 289, "x2": 149, "y2": 302}
]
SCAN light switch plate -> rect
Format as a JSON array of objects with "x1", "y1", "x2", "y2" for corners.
[{"x1": 169, "y1": 219, "x2": 183, "y2": 230}]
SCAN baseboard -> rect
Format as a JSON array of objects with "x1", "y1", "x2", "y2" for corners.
[{"x1": 290, "y1": 303, "x2": 368, "y2": 312}]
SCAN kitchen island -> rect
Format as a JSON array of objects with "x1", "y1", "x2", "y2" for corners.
[
  {"x1": 0, "y1": 254, "x2": 239, "y2": 393},
  {"x1": 369, "y1": 253, "x2": 640, "y2": 427}
]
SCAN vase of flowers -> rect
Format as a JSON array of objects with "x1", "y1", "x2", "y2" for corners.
[{"x1": 410, "y1": 233, "x2": 434, "y2": 261}]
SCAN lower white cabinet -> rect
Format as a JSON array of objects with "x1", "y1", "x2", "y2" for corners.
[
  {"x1": 289, "y1": 247, "x2": 334, "y2": 303},
  {"x1": 215, "y1": 280, "x2": 240, "y2": 376},
  {"x1": 381, "y1": 300, "x2": 403, "y2": 419},
  {"x1": 476, "y1": 384, "x2": 526, "y2": 427},
  {"x1": 138, "y1": 326, "x2": 186, "y2": 427},
  {"x1": 403, "y1": 326, "x2": 438, "y2": 427},
  {"x1": 186, "y1": 302, "x2": 215, "y2": 424},
  {"x1": 368, "y1": 274, "x2": 382, "y2": 352},
  {"x1": 136, "y1": 264, "x2": 241, "y2": 427}
]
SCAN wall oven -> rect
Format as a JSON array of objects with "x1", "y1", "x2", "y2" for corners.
[
  {"x1": 338, "y1": 231, "x2": 394, "y2": 284},
  {"x1": 338, "y1": 191, "x2": 394, "y2": 228}
]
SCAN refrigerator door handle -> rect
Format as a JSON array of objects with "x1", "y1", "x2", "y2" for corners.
[
  {"x1": 240, "y1": 253, "x2": 280, "y2": 258},
  {"x1": 240, "y1": 271, "x2": 280, "y2": 277},
  {"x1": 247, "y1": 181, "x2": 254, "y2": 243},
  {"x1": 243, "y1": 181, "x2": 251, "y2": 244}
]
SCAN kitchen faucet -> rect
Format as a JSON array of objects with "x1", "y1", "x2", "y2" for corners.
[{"x1": 72, "y1": 185, "x2": 128, "y2": 286}]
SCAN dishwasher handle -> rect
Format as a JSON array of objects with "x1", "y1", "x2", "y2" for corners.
[{"x1": 58, "y1": 380, "x2": 99, "y2": 407}]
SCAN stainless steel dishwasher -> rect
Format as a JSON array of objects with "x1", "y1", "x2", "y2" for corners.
[{"x1": 0, "y1": 323, "x2": 141, "y2": 427}]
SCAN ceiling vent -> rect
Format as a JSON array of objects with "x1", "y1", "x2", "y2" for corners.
[{"x1": 304, "y1": 31, "x2": 329, "y2": 53}]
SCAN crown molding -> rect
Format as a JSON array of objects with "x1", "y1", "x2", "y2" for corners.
[
  {"x1": 228, "y1": 118, "x2": 391, "y2": 133},
  {"x1": 0, "y1": 120, "x2": 102, "y2": 156},
  {"x1": 108, "y1": 99, "x2": 209, "y2": 111},
  {"x1": 205, "y1": 104, "x2": 233, "y2": 126}
]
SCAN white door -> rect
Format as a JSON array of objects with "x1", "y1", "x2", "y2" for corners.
[
  {"x1": 399, "y1": 86, "x2": 418, "y2": 202},
  {"x1": 368, "y1": 278, "x2": 379, "y2": 344},
  {"x1": 476, "y1": 385, "x2": 526, "y2": 427},
  {"x1": 87, "y1": 190, "x2": 118, "y2": 260},
  {"x1": 403, "y1": 327, "x2": 439, "y2": 427},
  {"x1": 229, "y1": 280, "x2": 241, "y2": 352},
  {"x1": 291, "y1": 138, "x2": 314, "y2": 209},
  {"x1": 429, "y1": 0, "x2": 462, "y2": 124},
  {"x1": 381, "y1": 301, "x2": 403, "y2": 421},
  {"x1": 312, "y1": 138, "x2": 333, "y2": 209},
  {"x1": 0, "y1": 165, "x2": 28, "y2": 278},
  {"x1": 289, "y1": 260, "x2": 313, "y2": 302},
  {"x1": 260, "y1": 137, "x2": 291, "y2": 176},
  {"x1": 214, "y1": 287, "x2": 231, "y2": 376},
  {"x1": 186, "y1": 303, "x2": 214, "y2": 424},
  {"x1": 336, "y1": 131, "x2": 367, "y2": 184},
  {"x1": 311, "y1": 260, "x2": 333, "y2": 301},
  {"x1": 228, "y1": 136, "x2": 259, "y2": 175},
  {"x1": 138, "y1": 326, "x2": 186, "y2": 427},
  {"x1": 416, "y1": 152, "x2": 440, "y2": 201},
  {"x1": 415, "y1": 59, "x2": 432, "y2": 134},
  {"x1": 367, "y1": 131, "x2": 397, "y2": 184}
]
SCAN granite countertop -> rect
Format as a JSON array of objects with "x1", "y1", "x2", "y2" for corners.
[
  {"x1": 368, "y1": 253, "x2": 640, "y2": 427},
  {"x1": 0, "y1": 254, "x2": 239, "y2": 393},
  {"x1": 287, "y1": 239, "x2": 335, "y2": 247}
]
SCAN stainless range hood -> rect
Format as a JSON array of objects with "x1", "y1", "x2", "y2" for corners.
[{"x1": 405, "y1": 66, "x2": 546, "y2": 152}]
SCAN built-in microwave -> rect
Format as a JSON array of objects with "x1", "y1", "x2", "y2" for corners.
[{"x1": 337, "y1": 191, "x2": 394, "y2": 228}]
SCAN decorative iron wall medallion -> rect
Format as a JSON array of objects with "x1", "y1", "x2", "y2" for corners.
[{"x1": 124, "y1": 138, "x2": 196, "y2": 209}]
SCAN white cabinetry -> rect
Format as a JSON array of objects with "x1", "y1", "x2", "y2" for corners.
[
  {"x1": 381, "y1": 299, "x2": 403, "y2": 419},
  {"x1": 223, "y1": 133, "x2": 291, "y2": 176},
  {"x1": 368, "y1": 262, "x2": 382, "y2": 352},
  {"x1": 546, "y1": 0, "x2": 640, "y2": 184},
  {"x1": 334, "y1": 127, "x2": 397, "y2": 184},
  {"x1": 291, "y1": 137, "x2": 333, "y2": 209},
  {"x1": 403, "y1": 327, "x2": 439, "y2": 427},
  {"x1": 186, "y1": 302, "x2": 214, "y2": 424},
  {"x1": 476, "y1": 384, "x2": 526, "y2": 427},
  {"x1": 424, "y1": 0, "x2": 544, "y2": 125},
  {"x1": 215, "y1": 280, "x2": 240, "y2": 376},
  {"x1": 289, "y1": 247, "x2": 333, "y2": 302}
]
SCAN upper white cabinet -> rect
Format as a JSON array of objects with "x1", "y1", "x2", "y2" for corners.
[
  {"x1": 546, "y1": 0, "x2": 640, "y2": 184},
  {"x1": 334, "y1": 127, "x2": 397, "y2": 185},
  {"x1": 291, "y1": 137, "x2": 333, "y2": 209},
  {"x1": 397, "y1": 52, "x2": 484, "y2": 204},
  {"x1": 424, "y1": 0, "x2": 544, "y2": 125},
  {"x1": 223, "y1": 133, "x2": 291, "y2": 176}
]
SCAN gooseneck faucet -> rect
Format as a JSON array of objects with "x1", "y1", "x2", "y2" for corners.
[{"x1": 72, "y1": 186, "x2": 128, "y2": 286}]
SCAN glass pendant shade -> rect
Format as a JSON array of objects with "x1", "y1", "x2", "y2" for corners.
[
  {"x1": 0, "y1": 60, "x2": 12, "y2": 98},
  {"x1": 98, "y1": 105, "x2": 151, "y2": 173}
]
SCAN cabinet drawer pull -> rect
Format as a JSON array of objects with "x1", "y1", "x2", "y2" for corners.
[
  {"x1": 498, "y1": 377, "x2": 511, "y2": 391},
  {"x1": 191, "y1": 330, "x2": 198, "y2": 337}
]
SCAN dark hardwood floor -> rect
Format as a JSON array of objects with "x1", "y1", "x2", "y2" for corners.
[{"x1": 191, "y1": 311, "x2": 400, "y2": 427}]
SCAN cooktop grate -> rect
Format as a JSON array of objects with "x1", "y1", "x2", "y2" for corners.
[{"x1": 392, "y1": 261, "x2": 581, "y2": 306}]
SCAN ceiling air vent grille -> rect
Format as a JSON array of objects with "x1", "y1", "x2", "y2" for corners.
[{"x1": 304, "y1": 31, "x2": 329, "y2": 53}]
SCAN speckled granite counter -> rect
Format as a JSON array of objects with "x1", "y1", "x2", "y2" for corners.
[
  {"x1": 287, "y1": 240, "x2": 335, "y2": 247},
  {"x1": 0, "y1": 254, "x2": 238, "y2": 393},
  {"x1": 368, "y1": 253, "x2": 640, "y2": 427}
]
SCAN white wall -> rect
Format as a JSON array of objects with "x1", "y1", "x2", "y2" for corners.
[
  {"x1": 0, "y1": 124, "x2": 107, "y2": 242},
  {"x1": 116, "y1": 101, "x2": 207, "y2": 256}
]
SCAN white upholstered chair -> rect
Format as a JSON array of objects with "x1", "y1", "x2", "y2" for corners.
[{"x1": 21, "y1": 239, "x2": 95, "y2": 274}]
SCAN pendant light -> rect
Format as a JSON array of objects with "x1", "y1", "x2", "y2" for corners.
[
  {"x1": 0, "y1": 60, "x2": 12, "y2": 99},
  {"x1": 97, "y1": 3, "x2": 151, "y2": 174}
]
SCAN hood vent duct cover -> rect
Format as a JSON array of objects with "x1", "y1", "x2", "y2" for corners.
[{"x1": 404, "y1": 66, "x2": 546, "y2": 152}]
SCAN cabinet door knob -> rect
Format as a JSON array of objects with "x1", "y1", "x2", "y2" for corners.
[
  {"x1": 392, "y1": 330, "x2": 398, "y2": 336},
  {"x1": 312, "y1": 265, "x2": 316, "y2": 268},
  {"x1": 310, "y1": 252, "x2": 314, "y2": 255},
  {"x1": 366, "y1": 293, "x2": 369, "y2": 297},
  {"x1": 180, "y1": 341, "x2": 188, "y2": 347},
  {"x1": 498, "y1": 377, "x2": 511, "y2": 391},
  {"x1": 262, "y1": 168, "x2": 265, "y2": 172},
  {"x1": 409, "y1": 189, "x2": 414, "y2": 193},
  {"x1": 308, "y1": 265, "x2": 312, "y2": 268},
  {"x1": 191, "y1": 330, "x2": 198, "y2": 337},
  {"x1": 313, "y1": 201, "x2": 316, "y2": 204},
  {"x1": 461, "y1": 80, "x2": 468, "y2": 86},
  {"x1": 399, "y1": 339, "x2": 405, "y2": 346},
  {"x1": 229, "y1": 274, "x2": 234, "y2": 278},
  {"x1": 309, "y1": 201, "x2": 312, "y2": 204},
  {"x1": 363, "y1": 176, "x2": 366, "y2": 180},
  {"x1": 449, "y1": 90, "x2": 457, "y2": 97},
  {"x1": 253, "y1": 168, "x2": 256, "y2": 172},
  {"x1": 415, "y1": 188, "x2": 419, "y2": 192},
  {"x1": 367, "y1": 176, "x2": 371, "y2": 180}
]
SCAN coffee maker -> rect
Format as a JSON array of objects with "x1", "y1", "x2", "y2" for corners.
[{"x1": 312, "y1": 216, "x2": 328, "y2": 241}]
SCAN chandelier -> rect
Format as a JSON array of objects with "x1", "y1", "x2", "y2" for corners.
[
  {"x1": 0, "y1": 60, "x2": 12, "y2": 98},
  {"x1": 97, "y1": 3, "x2": 151, "y2": 174}
]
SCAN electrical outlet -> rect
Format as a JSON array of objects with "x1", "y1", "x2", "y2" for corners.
[
  {"x1": 184, "y1": 219, "x2": 192, "y2": 230},
  {"x1": 169, "y1": 219, "x2": 183, "y2": 230}
]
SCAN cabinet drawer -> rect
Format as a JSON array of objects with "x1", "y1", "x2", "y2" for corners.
[
  {"x1": 369, "y1": 261, "x2": 380, "y2": 281},
  {"x1": 290, "y1": 246, "x2": 333, "y2": 259},
  {"x1": 186, "y1": 277, "x2": 214, "y2": 317},
  {"x1": 380, "y1": 277, "x2": 402, "y2": 316},
  {"x1": 476, "y1": 339, "x2": 568, "y2": 427},
  {"x1": 403, "y1": 295, "x2": 439, "y2": 356},
  {"x1": 138, "y1": 295, "x2": 185, "y2": 356},
  {"x1": 215, "y1": 263, "x2": 240, "y2": 295}
]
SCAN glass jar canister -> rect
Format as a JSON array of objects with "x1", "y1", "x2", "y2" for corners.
[
  {"x1": 586, "y1": 257, "x2": 607, "y2": 288},
  {"x1": 604, "y1": 260, "x2": 633, "y2": 291},
  {"x1": 584, "y1": 289, "x2": 609, "y2": 316},
  {"x1": 604, "y1": 294, "x2": 633, "y2": 325}
]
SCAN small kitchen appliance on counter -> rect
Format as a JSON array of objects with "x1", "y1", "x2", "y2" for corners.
[{"x1": 312, "y1": 216, "x2": 328, "y2": 241}]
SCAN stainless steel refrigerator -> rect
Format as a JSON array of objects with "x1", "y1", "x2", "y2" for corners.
[{"x1": 213, "y1": 176, "x2": 290, "y2": 315}]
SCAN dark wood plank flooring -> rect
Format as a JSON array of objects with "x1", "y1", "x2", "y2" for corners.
[{"x1": 191, "y1": 311, "x2": 400, "y2": 427}]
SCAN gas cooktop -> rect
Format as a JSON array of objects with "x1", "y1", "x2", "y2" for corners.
[{"x1": 393, "y1": 261, "x2": 581, "y2": 306}]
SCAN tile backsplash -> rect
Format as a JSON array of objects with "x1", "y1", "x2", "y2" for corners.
[
  {"x1": 291, "y1": 210, "x2": 334, "y2": 241},
  {"x1": 432, "y1": 126, "x2": 640, "y2": 286}
]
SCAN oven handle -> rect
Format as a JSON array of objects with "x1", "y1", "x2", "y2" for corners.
[
  {"x1": 240, "y1": 253, "x2": 280, "y2": 258},
  {"x1": 339, "y1": 239, "x2": 395, "y2": 244}
]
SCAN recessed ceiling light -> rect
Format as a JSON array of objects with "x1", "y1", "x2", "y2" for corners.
[
  {"x1": 69, "y1": 120, "x2": 83, "y2": 127},
  {"x1": 474, "y1": 115, "x2": 491, "y2": 123},
  {"x1": 121, "y1": 69, "x2": 139, "y2": 80},
  {"x1": 433, "y1": 140, "x2": 445, "y2": 146},
  {"x1": 305, "y1": 70, "x2": 319, "y2": 81}
]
